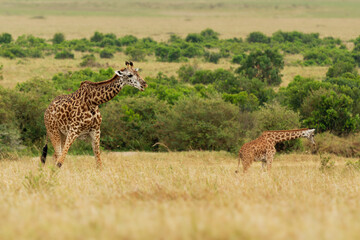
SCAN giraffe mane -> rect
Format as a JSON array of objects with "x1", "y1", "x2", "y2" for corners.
[
  {"x1": 80, "y1": 74, "x2": 119, "y2": 87},
  {"x1": 263, "y1": 128, "x2": 310, "y2": 133}
]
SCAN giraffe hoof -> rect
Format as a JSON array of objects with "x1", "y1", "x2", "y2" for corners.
[{"x1": 56, "y1": 162, "x2": 62, "y2": 168}]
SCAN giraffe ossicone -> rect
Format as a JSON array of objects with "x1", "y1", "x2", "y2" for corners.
[
  {"x1": 236, "y1": 128, "x2": 315, "y2": 173},
  {"x1": 40, "y1": 62, "x2": 147, "y2": 168}
]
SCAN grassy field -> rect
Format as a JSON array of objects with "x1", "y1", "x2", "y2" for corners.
[
  {"x1": 0, "y1": 52, "x2": 330, "y2": 89},
  {"x1": 1, "y1": 151, "x2": 360, "y2": 239},
  {"x1": 1, "y1": 1, "x2": 360, "y2": 239}
]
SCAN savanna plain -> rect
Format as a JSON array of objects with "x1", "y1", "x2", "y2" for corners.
[{"x1": 1, "y1": 0, "x2": 360, "y2": 239}]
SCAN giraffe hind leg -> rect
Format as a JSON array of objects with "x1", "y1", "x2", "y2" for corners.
[{"x1": 47, "y1": 130, "x2": 62, "y2": 164}]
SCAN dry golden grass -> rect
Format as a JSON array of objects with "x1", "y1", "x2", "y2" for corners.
[
  {"x1": 281, "y1": 66, "x2": 328, "y2": 87},
  {"x1": 1, "y1": 16, "x2": 360, "y2": 41},
  {"x1": 1, "y1": 151, "x2": 360, "y2": 240}
]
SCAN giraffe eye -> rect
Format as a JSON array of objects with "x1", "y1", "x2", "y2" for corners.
[{"x1": 128, "y1": 74, "x2": 133, "y2": 78}]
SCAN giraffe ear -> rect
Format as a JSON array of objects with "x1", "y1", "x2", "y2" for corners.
[{"x1": 134, "y1": 68, "x2": 139, "y2": 72}]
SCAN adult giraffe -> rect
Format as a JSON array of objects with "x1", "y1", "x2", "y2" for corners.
[{"x1": 41, "y1": 61, "x2": 147, "y2": 168}]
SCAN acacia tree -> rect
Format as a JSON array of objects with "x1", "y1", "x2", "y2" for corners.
[{"x1": 237, "y1": 49, "x2": 284, "y2": 86}]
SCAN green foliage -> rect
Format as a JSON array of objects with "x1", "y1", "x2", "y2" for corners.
[
  {"x1": 155, "y1": 44, "x2": 181, "y2": 62},
  {"x1": 90, "y1": 31, "x2": 104, "y2": 43},
  {"x1": 125, "y1": 46, "x2": 146, "y2": 61},
  {"x1": 204, "y1": 51, "x2": 221, "y2": 63},
  {"x1": 301, "y1": 88, "x2": 360, "y2": 135},
  {"x1": 303, "y1": 48, "x2": 332, "y2": 66},
  {"x1": 185, "y1": 33, "x2": 204, "y2": 43},
  {"x1": 278, "y1": 75, "x2": 330, "y2": 111},
  {"x1": 118, "y1": 35, "x2": 138, "y2": 46},
  {"x1": 156, "y1": 96, "x2": 243, "y2": 152},
  {"x1": 272, "y1": 31, "x2": 320, "y2": 45},
  {"x1": 52, "y1": 67, "x2": 114, "y2": 92},
  {"x1": 231, "y1": 54, "x2": 245, "y2": 64},
  {"x1": 222, "y1": 92, "x2": 259, "y2": 112},
  {"x1": 326, "y1": 62, "x2": 357, "y2": 78},
  {"x1": 99, "y1": 48, "x2": 114, "y2": 58},
  {"x1": 237, "y1": 49, "x2": 284, "y2": 86},
  {"x1": 55, "y1": 50, "x2": 74, "y2": 59},
  {"x1": 200, "y1": 28, "x2": 219, "y2": 41},
  {"x1": 246, "y1": 32, "x2": 270, "y2": 43},
  {"x1": 177, "y1": 64, "x2": 198, "y2": 83},
  {"x1": 101, "y1": 96, "x2": 169, "y2": 151},
  {"x1": 52, "y1": 33, "x2": 65, "y2": 44},
  {"x1": 79, "y1": 54, "x2": 98, "y2": 67},
  {"x1": 0, "y1": 33, "x2": 13, "y2": 44}
]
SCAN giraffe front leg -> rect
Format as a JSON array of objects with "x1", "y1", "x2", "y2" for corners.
[
  {"x1": 55, "y1": 131, "x2": 78, "y2": 168},
  {"x1": 90, "y1": 129, "x2": 102, "y2": 168},
  {"x1": 266, "y1": 151, "x2": 276, "y2": 171}
]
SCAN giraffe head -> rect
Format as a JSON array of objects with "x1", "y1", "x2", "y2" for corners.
[
  {"x1": 115, "y1": 61, "x2": 148, "y2": 91},
  {"x1": 302, "y1": 129, "x2": 316, "y2": 145}
]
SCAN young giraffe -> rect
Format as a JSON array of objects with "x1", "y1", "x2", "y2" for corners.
[
  {"x1": 41, "y1": 61, "x2": 147, "y2": 168},
  {"x1": 236, "y1": 128, "x2": 315, "y2": 173}
]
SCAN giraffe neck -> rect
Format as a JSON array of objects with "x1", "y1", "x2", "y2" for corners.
[
  {"x1": 85, "y1": 75, "x2": 126, "y2": 106},
  {"x1": 264, "y1": 129, "x2": 307, "y2": 143}
]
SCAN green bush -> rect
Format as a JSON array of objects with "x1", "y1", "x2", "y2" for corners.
[
  {"x1": 277, "y1": 75, "x2": 330, "y2": 111},
  {"x1": 90, "y1": 31, "x2": 104, "y2": 43},
  {"x1": 54, "y1": 50, "x2": 74, "y2": 59},
  {"x1": 189, "y1": 69, "x2": 215, "y2": 85},
  {"x1": 99, "y1": 48, "x2": 114, "y2": 58},
  {"x1": 125, "y1": 46, "x2": 146, "y2": 61},
  {"x1": 100, "y1": 96, "x2": 169, "y2": 151},
  {"x1": 326, "y1": 62, "x2": 357, "y2": 78},
  {"x1": 303, "y1": 48, "x2": 332, "y2": 66},
  {"x1": 118, "y1": 35, "x2": 138, "y2": 45},
  {"x1": 222, "y1": 91, "x2": 259, "y2": 112},
  {"x1": 155, "y1": 45, "x2": 181, "y2": 62},
  {"x1": 301, "y1": 88, "x2": 360, "y2": 135},
  {"x1": 200, "y1": 28, "x2": 219, "y2": 41},
  {"x1": 79, "y1": 54, "x2": 99, "y2": 67},
  {"x1": 185, "y1": 33, "x2": 204, "y2": 43},
  {"x1": 52, "y1": 33, "x2": 65, "y2": 44},
  {"x1": 272, "y1": 31, "x2": 320, "y2": 45},
  {"x1": 0, "y1": 33, "x2": 13, "y2": 44},
  {"x1": 231, "y1": 54, "x2": 245, "y2": 64},
  {"x1": 1, "y1": 45, "x2": 27, "y2": 58},
  {"x1": 246, "y1": 32, "x2": 270, "y2": 43},
  {"x1": 156, "y1": 96, "x2": 243, "y2": 152},
  {"x1": 204, "y1": 51, "x2": 221, "y2": 63}
]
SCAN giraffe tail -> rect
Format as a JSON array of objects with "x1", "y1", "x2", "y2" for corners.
[{"x1": 40, "y1": 136, "x2": 48, "y2": 164}]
